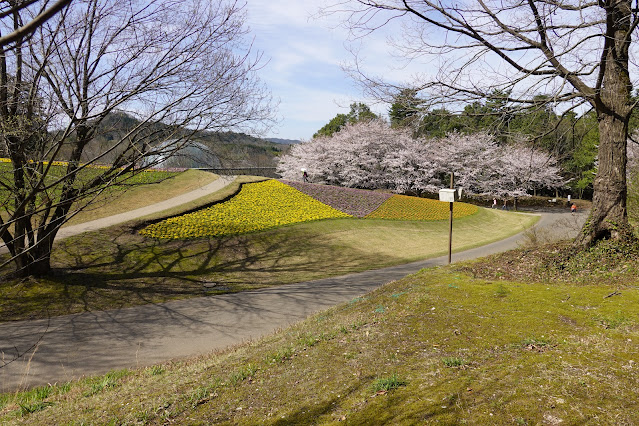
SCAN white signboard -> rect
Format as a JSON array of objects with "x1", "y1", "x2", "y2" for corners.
[{"x1": 439, "y1": 188, "x2": 458, "y2": 202}]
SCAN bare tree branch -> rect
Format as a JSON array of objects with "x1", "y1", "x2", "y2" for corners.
[{"x1": 0, "y1": 0, "x2": 72, "y2": 47}]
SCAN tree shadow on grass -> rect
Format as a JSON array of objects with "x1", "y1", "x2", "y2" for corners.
[{"x1": 1, "y1": 222, "x2": 402, "y2": 321}]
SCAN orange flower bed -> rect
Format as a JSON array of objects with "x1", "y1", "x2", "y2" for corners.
[{"x1": 365, "y1": 194, "x2": 478, "y2": 220}]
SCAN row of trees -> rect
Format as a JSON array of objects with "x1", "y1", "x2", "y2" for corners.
[
  {"x1": 0, "y1": 0, "x2": 275, "y2": 277},
  {"x1": 278, "y1": 120, "x2": 565, "y2": 198}
]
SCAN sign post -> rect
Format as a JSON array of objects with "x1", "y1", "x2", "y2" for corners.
[
  {"x1": 438, "y1": 172, "x2": 456, "y2": 264},
  {"x1": 448, "y1": 173, "x2": 454, "y2": 264}
]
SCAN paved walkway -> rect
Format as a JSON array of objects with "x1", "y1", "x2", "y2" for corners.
[
  {"x1": 54, "y1": 175, "x2": 237, "y2": 240},
  {"x1": 0, "y1": 175, "x2": 237, "y2": 255},
  {"x1": 0, "y1": 207, "x2": 586, "y2": 392}
]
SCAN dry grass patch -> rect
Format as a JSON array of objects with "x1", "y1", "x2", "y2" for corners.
[{"x1": 460, "y1": 236, "x2": 639, "y2": 286}]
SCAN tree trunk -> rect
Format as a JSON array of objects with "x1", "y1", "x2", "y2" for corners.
[
  {"x1": 577, "y1": 113, "x2": 630, "y2": 245},
  {"x1": 576, "y1": 0, "x2": 633, "y2": 246},
  {"x1": 14, "y1": 250, "x2": 52, "y2": 277}
]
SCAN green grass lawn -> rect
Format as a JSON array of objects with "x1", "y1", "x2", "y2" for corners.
[
  {"x1": 3, "y1": 264, "x2": 639, "y2": 424},
  {"x1": 0, "y1": 206, "x2": 536, "y2": 322},
  {"x1": 0, "y1": 165, "x2": 218, "y2": 226}
]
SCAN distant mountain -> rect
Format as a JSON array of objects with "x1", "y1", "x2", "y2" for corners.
[
  {"x1": 77, "y1": 112, "x2": 289, "y2": 168},
  {"x1": 266, "y1": 137, "x2": 301, "y2": 145}
]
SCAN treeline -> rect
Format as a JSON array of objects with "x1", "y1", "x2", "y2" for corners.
[
  {"x1": 388, "y1": 90, "x2": 618, "y2": 199},
  {"x1": 278, "y1": 121, "x2": 565, "y2": 199}
]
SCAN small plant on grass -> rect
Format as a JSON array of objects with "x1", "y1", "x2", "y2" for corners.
[
  {"x1": 494, "y1": 283, "x2": 509, "y2": 298},
  {"x1": 267, "y1": 347, "x2": 294, "y2": 364},
  {"x1": 6, "y1": 385, "x2": 56, "y2": 417},
  {"x1": 521, "y1": 336, "x2": 552, "y2": 349},
  {"x1": 18, "y1": 401, "x2": 53, "y2": 416},
  {"x1": 442, "y1": 357, "x2": 468, "y2": 367},
  {"x1": 84, "y1": 370, "x2": 129, "y2": 397},
  {"x1": 372, "y1": 374, "x2": 407, "y2": 393},
  {"x1": 12, "y1": 384, "x2": 56, "y2": 416},
  {"x1": 19, "y1": 385, "x2": 53, "y2": 403},
  {"x1": 230, "y1": 364, "x2": 258, "y2": 385},
  {"x1": 298, "y1": 333, "x2": 319, "y2": 348},
  {"x1": 57, "y1": 382, "x2": 71, "y2": 395},
  {"x1": 596, "y1": 311, "x2": 627, "y2": 329},
  {"x1": 0, "y1": 393, "x2": 9, "y2": 410},
  {"x1": 147, "y1": 365, "x2": 165, "y2": 376},
  {"x1": 188, "y1": 383, "x2": 220, "y2": 408}
]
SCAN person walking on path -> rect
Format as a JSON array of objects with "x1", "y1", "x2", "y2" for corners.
[
  {"x1": 501, "y1": 199, "x2": 508, "y2": 210},
  {"x1": 571, "y1": 203, "x2": 577, "y2": 214},
  {"x1": 492, "y1": 198, "x2": 497, "y2": 209}
]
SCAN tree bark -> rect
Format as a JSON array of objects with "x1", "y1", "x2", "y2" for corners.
[
  {"x1": 577, "y1": 113, "x2": 630, "y2": 245},
  {"x1": 576, "y1": 0, "x2": 633, "y2": 246}
]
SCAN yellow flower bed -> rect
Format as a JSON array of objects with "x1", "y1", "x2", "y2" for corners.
[
  {"x1": 140, "y1": 180, "x2": 351, "y2": 239},
  {"x1": 0, "y1": 158, "x2": 148, "y2": 170},
  {"x1": 365, "y1": 194, "x2": 478, "y2": 220}
]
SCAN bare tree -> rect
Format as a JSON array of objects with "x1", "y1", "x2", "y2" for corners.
[
  {"x1": 327, "y1": 0, "x2": 638, "y2": 246},
  {"x1": 0, "y1": 0, "x2": 74, "y2": 47},
  {"x1": 0, "y1": 0, "x2": 275, "y2": 277}
]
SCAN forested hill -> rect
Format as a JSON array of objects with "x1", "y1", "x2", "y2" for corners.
[
  {"x1": 266, "y1": 137, "x2": 301, "y2": 145},
  {"x1": 80, "y1": 112, "x2": 289, "y2": 168}
]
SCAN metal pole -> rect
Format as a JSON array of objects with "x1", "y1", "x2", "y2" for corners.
[{"x1": 448, "y1": 172, "x2": 454, "y2": 264}]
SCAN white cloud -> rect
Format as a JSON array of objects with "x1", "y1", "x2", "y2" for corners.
[{"x1": 243, "y1": 0, "x2": 400, "y2": 139}]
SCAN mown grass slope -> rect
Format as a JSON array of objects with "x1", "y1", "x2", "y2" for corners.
[
  {"x1": 3, "y1": 251, "x2": 639, "y2": 424},
  {"x1": 0, "y1": 163, "x2": 217, "y2": 226},
  {"x1": 7, "y1": 175, "x2": 626, "y2": 424}
]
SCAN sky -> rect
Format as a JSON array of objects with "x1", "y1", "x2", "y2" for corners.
[
  {"x1": 243, "y1": 1, "x2": 601, "y2": 142},
  {"x1": 244, "y1": 0, "x2": 408, "y2": 141}
]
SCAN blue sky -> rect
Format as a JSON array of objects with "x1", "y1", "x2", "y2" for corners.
[{"x1": 245, "y1": 0, "x2": 400, "y2": 141}]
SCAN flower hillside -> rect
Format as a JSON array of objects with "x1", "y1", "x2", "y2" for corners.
[
  {"x1": 140, "y1": 179, "x2": 351, "y2": 239},
  {"x1": 366, "y1": 194, "x2": 479, "y2": 220},
  {"x1": 280, "y1": 179, "x2": 392, "y2": 218}
]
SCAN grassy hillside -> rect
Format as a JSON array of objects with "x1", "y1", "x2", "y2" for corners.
[
  {"x1": 0, "y1": 176, "x2": 573, "y2": 424},
  {"x1": 64, "y1": 169, "x2": 219, "y2": 225},
  {"x1": 0, "y1": 164, "x2": 196, "y2": 231},
  {"x1": 3, "y1": 242, "x2": 639, "y2": 424}
]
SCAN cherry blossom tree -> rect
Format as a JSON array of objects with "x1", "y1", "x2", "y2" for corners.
[{"x1": 278, "y1": 121, "x2": 565, "y2": 199}]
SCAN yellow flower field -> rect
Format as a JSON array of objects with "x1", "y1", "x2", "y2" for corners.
[
  {"x1": 140, "y1": 180, "x2": 351, "y2": 239},
  {"x1": 365, "y1": 194, "x2": 478, "y2": 220}
]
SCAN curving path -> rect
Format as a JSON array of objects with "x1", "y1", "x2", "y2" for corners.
[
  {"x1": 0, "y1": 206, "x2": 586, "y2": 392},
  {"x1": 0, "y1": 175, "x2": 237, "y2": 255}
]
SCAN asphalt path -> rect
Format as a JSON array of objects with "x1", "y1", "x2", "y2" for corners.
[
  {"x1": 0, "y1": 208, "x2": 586, "y2": 392},
  {"x1": 0, "y1": 174, "x2": 237, "y2": 255}
]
